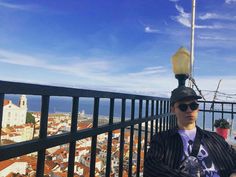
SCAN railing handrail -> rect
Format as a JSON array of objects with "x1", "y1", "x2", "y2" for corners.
[
  {"x1": 0, "y1": 80, "x2": 169, "y2": 100},
  {"x1": 199, "y1": 100, "x2": 236, "y2": 105}
]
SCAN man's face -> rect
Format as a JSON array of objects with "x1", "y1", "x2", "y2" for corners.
[{"x1": 171, "y1": 99, "x2": 199, "y2": 129}]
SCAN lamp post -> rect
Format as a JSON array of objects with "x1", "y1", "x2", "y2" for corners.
[{"x1": 172, "y1": 47, "x2": 191, "y2": 87}]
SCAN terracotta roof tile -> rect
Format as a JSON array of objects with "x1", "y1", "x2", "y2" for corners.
[
  {"x1": 3, "y1": 100, "x2": 10, "y2": 106},
  {"x1": 0, "y1": 159, "x2": 14, "y2": 171}
]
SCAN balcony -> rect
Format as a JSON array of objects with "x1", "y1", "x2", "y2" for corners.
[{"x1": 0, "y1": 80, "x2": 235, "y2": 177}]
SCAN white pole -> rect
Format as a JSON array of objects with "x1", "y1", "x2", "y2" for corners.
[{"x1": 189, "y1": 0, "x2": 196, "y2": 88}]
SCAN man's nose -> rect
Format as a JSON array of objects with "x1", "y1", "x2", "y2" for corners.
[{"x1": 186, "y1": 106, "x2": 192, "y2": 112}]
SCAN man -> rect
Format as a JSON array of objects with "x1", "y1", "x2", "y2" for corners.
[{"x1": 144, "y1": 86, "x2": 236, "y2": 177}]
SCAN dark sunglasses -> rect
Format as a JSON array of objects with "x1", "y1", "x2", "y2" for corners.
[{"x1": 177, "y1": 102, "x2": 199, "y2": 112}]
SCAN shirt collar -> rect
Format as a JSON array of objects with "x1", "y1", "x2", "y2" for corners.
[{"x1": 169, "y1": 126, "x2": 207, "y2": 138}]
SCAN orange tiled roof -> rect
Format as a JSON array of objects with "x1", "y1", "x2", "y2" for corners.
[
  {"x1": 3, "y1": 100, "x2": 10, "y2": 106},
  {"x1": 0, "y1": 159, "x2": 14, "y2": 171},
  {"x1": 75, "y1": 163, "x2": 90, "y2": 177},
  {"x1": 53, "y1": 172, "x2": 67, "y2": 177},
  {"x1": 44, "y1": 160, "x2": 57, "y2": 174}
]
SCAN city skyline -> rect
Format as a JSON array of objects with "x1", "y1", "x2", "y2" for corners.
[{"x1": 0, "y1": 0, "x2": 236, "y2": 99}]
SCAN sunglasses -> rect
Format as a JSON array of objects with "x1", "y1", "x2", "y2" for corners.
[{"x1": 177, "y1": 102, "x2": 199, "y2": 112}]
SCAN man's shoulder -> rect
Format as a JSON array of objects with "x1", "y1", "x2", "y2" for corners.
[
  {"x1": 153, "y1": 128, "x2": 178, "y2": 139},
  {"x1": 198, "y1": 128, "x2": 225, "y2": 140}
]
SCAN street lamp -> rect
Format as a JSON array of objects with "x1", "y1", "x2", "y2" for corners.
[{"x1": 171, "y1": 47, "x2": 191, "y2": 87}]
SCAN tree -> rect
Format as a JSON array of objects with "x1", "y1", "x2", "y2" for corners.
[{"x1": 26, "y1": 112, "x2": 35, "y2": 124}]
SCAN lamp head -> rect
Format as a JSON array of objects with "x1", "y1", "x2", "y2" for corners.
[
  {"x1": 172, "y1": 47, "x2": 191, "y2": 75},
  {"x1": 172, "y1": 47, "x2": 191, "y2": 87}
]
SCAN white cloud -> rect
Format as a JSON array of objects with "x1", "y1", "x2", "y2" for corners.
[
  {"x1": 199, "y1": 13, "x2": 221, "y2": 20},
  {"x1": 0, "y1": 49, "x2": 175, "y2": 97},
  {"x1": 172, "y1": 4, "x2": 191, "y2": 27},
  {"x1": 195, "y1": 24, "x2": 224, "y2": 29},
  {"x1": 198, "y1": 35, "x2": 236, "y2": 41},
  {"x1": 225, "y1": 0, "x2": 236, "y2": 4},
  {"x1": 0, "y1": 49, "x2": 46, "y2": 66},
  {"x1": 0, "y1": 49, "x2": 112, "y2": 80},
  {"x1": 173, "y1": 5, "x2": 231, "y2": 29},
  {"x1": 0, "y1": 2, "x2": 32, "y2": 10},
  {"x1": 169, "y1": 0, "x2": 180, "y2": 2},
  {"x1": 144, "y1": 26, "x2": 159, "y2": 33},
  {"x1": 129, "y1": 66, "x2": 167, "y2": 76},
  {"x1": 139, "y1": 20, "x2": 160, "y2": 34},
  {"x1": 199, "y1": 13, "x2": 236, "y2": 21},
  {"x1": 1, "y1": 49, "x2": 236, "y2": 100}
]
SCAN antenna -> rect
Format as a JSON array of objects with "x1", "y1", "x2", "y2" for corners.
[
  {"x1": 210, "y1": 79, "x2": 222, "y2": 110},
  {"x1": 189, "y1": 0, "x2": 196, "y2": 88},
  {"x1": 189, "y1": 77, "x2": 206, "y2": 101}
]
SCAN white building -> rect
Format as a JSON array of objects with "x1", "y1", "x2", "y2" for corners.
[
  {"x1": 2, "y1": 95, "x2": 28, "y2": 127},
  {"x1": 0, "y1": 161, "x2": 28, "y2": 177}
]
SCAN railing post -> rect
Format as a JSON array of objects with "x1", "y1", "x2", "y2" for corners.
[
  {"x1": 150, "y1": 100, "x2": 154, "y2": 141},
  {"x1": 0, "y1": 93, "x2": 4, "y2": 145},
  {"x1": 128, "y1": 99, "x2": 135, "y2": 177},
  {"x1": 144, "y1": 100, "x2": 149, "y2": 161},
  {"x1": 203, "y1": 102, "x2": 206, "y2": 130},
  {"x1": 36, "y1": 95, "x2": 50, "y2": 177},
  {"x1": 163, "y1": 101, "x2": 167, "y2": 131},
  {"x1": 136, "y1": 99, "x2": 143, "y2": 177},
  {"x1": 90, "y1": 97, "x2": 99, "y2": 177},
  {"x1": 221, "y1": 103, "x2": 224, "y2": 119},
  {"x1": 212, "y1": 103, "x2": 215, "y2": 131},
  {"x1": 166, "y1": 101, "x2": 170, "y2": 130},
  {"x1": 119, "y1": 98, "x2": 126, "y2": 177},
  {"x1": 159, "y1": 100, "x2": 163, "y2": 132},
  {"x1": 230, "y1": 103, "x2": 234, "y2": 136},
  {"x1": 155, "y1": 101, "x2": 159, "y2": 133},
  {"x1": 68, "y1": 97, "x2": 79, "y2": 177},
  {"x1": 105, "y1": 98, "x2": 114, "y2": 177}
]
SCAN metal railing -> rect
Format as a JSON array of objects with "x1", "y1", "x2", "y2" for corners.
[
  {"x1": 0, "y1": 80, "x2": 176, "y2": 177},
  {"x1": 198, "y1": 100, "x2": 236, "y2": 134}
]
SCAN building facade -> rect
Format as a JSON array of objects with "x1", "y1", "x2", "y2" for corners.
[{"x1": 2, "y1": 95, "x2": 28, "y2": 128}]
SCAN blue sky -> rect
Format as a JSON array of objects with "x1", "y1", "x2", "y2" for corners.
[{"x1": 0, "y1": 0, "x2": 236, "y2": 100}]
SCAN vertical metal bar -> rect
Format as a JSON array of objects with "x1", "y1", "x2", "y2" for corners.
[
  {"x1": 221, "y1": 103, "x2": 224, "y2": 119},
  {"x1": 166, "y1": 101, "x2": 169, "y2": 130},
  {"x1": 136, "y1": 99, "x2": 142, "y2": 177},
  {"x1": 68, "y1": 97, "x2": 79, "y2": 177},
  {"x1": 150, "y1": 100, "x2": 154, "y2": 141},
  {"x1": 128, "y1": 99, "x2": 135, "y2": 177},
  {"x1": 212, "y1": 102, "x2": 215, "y2": 131},
  {"x1": 90, "y1": 97, "x2": 99, "y2": 177},
  {"x1": 0, "y1": 93, "x2": 4, "y2": 145},
  {"x1": 36, "y1": 95, "x2": 50, "y2": 177},
  {"x1": 163, "y1": 101, "x2": 166, "y2": 131},
  {"x1": 144, "y1": 100, "x2": 149, "y2": 160},
  {"x1": 202, "y1": 102, "x2": 205, "y2": 130},
  {"x1": 170, "y1": 101, "x2": 174, "y2": 129},
  {"x1": 119, "y1": 99, "x2": 126, "y2": 177},
  {"x1": 159, "y1": 101, "x2": 163, "y2": 132},
  {"x1": 155, "y1": 101, "x2": 159, "y2": 133},
  {"x1": 105, "y1": 98, "x2": 114, "y2": 177},
  {"x1": 230, "y1": 104, "x2": 234, "y2": 136}
]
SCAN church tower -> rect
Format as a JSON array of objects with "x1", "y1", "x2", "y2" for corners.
[{"x1": 19, "y1": 95, "x2": 28, "y2": 110}]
